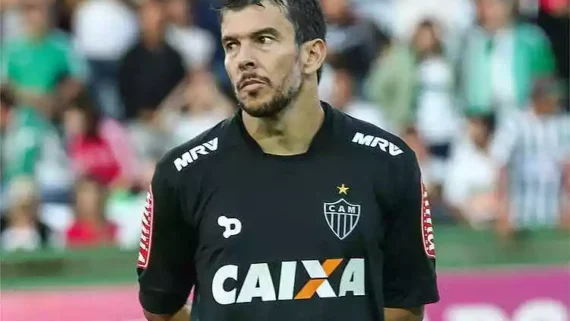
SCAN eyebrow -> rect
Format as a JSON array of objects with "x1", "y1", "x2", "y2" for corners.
[{"x1": 222, "y1": 27, "x2": 281, "y2": 44}]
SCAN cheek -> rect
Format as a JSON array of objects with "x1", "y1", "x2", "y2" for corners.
[
  {"x1": 270, "y1": 53, "x2": 300, "y2": 86},
  {"x1": 224, "y1": 56, "x2": 239, "y2": 84}
]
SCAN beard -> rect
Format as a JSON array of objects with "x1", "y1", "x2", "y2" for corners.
[{"x1": 238, "y1": 75, "x2": 303, "y2": 118}]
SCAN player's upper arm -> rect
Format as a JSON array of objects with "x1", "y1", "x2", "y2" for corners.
[
  {"x1": 137, "y1": 162, "x2": 197, "y2": 316},
  {"x1": 382, "y1": 150, "x2": 439, "y2": 308}
]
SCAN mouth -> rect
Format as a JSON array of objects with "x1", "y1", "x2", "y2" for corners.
[{"x1": 238, "y1": 78, "x2": 267, "y2": 92}]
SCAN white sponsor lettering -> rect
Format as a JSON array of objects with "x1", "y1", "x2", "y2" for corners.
[
  {"x1": 212, "y1": 265, "x2": 238, "y2": 305},
  {"x1": 212, "y1": 258, "x2": 365, "y2": 305},
  {"x1": 352, "y1": 132, "x2": 403, "y2": 156},
  {"x1": 338, "y1": 258, "x2": 365, "y2": 297},
  {"x1": 174, "y1": 137, "x2": 219, "y2": 171},
  {"x1": 236, "y1": 264, "x2": 276, "y2": 303}
]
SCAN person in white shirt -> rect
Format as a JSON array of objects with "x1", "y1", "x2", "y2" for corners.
[
  {"x1": 444, "y1": 112, "x2": 499, "y2": 228},
  {"x1": 330, "y1": 65, "x2": 390, "y2": 131},
  {"x1": 164, "y1": 0, "x2": 215, "y2": 70},
  {"x1": 72, "y1": 0, "x2": 138, "y2": 119}
]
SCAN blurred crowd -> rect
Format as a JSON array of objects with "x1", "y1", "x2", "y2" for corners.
[{"x1": 0, "y1": 0, "x2": 568, "y2": 252}]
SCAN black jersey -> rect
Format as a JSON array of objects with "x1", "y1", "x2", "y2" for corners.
[{"x1": 136, "y1": 102, "x2": 439, "y2": 321}]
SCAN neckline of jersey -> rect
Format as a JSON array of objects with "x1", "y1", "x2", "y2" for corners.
[{"x1": 234, "y1": 101, "x2": 334, "y2": 160}]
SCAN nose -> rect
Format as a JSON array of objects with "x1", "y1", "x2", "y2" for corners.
[{"x1": 236, "y1": 45, "x2": 257, "y2": 71}]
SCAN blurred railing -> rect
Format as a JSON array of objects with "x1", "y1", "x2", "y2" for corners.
[{"x1": 1, "y1": 227, "x2": 569, "y2": 290}]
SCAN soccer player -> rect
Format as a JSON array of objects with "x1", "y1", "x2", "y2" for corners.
[{"x1": 136, "y1": 1, "x2": 439, "y2": 321}]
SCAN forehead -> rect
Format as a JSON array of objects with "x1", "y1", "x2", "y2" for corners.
[{"x1": 221, "y1": 3, "x2": 294, "y2": 38}]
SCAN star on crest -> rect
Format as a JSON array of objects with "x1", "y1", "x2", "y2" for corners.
[{"x1": 337, "y1": 184, "x2": 349, "y2": 195}]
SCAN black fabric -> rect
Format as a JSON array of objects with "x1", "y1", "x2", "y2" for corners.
[
  {"x1": 137, "y1": 103, "x2": 439, "y2": 320},
  {"x1": 118, "y1": 41, "x2": 186, "y2": 120}
]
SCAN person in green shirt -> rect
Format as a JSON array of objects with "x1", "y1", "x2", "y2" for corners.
[
  {"x1": 0, "y1": 0, "x2": 81, "y2": 194},
  {"x1": 457, "y1": 0, "x2": 556, "y2": 118},
  {"x1": 2, "y1": 0, "x2": 87, "y2": 114}
]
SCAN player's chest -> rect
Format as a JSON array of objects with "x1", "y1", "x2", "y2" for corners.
[{"x1": 190, "y1": 156, "x2": 385, "y2": 262}]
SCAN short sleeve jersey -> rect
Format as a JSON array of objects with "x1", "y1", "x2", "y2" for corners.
[
  {"x1": 2, "y1": 31, "x2": 87, "y2": 95},
  {"x1": 137, "y1": 103, "x2": 439, "y2": 321}
]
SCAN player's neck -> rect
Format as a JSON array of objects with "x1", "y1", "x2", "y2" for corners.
[{"x1": 242, "y1": 87, "x2": 324, "y2": 156}]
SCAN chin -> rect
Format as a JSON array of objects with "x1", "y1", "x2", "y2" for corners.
[{"x1": 240, "y1": 100, "x2": 282, "y2": 118}]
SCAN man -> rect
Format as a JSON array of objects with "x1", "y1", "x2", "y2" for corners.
[
  {"x1": 137, "y1": 1, "x2": 439, "y2": 321},
  {"x1": 118, "y1": 0, "x2": 186, "y2": 121},
  {"x1": 492, "y1": 77, "x2": 570, "y2": 237},
  {"x1": 458, "y1": 0, "x2": 556, "y2": 119},
  {"x1": 2, "y1": 0, "x2": 86, "y2": 116}
]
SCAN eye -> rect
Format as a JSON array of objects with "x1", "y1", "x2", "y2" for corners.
[
  {"x1": 258, "y1": 36, "x2": 274, "y2": 45},
  {"x1": 224, "y1": 41, "x2": 238, "y2": 52}
]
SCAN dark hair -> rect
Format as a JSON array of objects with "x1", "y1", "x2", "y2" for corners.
[
  {"x1": 0, "y1": 88, "x2": 14, "y2": 108},
  {"x1": 468, "y1": 112, "x2": 497, "y2": 135},
  {"x1": 70, "y1": 91, "x2": 102, "y2": 138},
  {"x1": 413, "y1": 19, "x2": 444, "y2": 58},
  {"x1": 216, "y1": 0, "x2": 327, "y2": 82}
]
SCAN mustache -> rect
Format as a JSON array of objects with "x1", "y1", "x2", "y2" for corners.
[{"x1": 237, "y1": 75, "x2": 271, "y2": 90}]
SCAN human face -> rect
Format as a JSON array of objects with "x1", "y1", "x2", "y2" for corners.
[
  {"x1": 140, "y1": 1, "x2": 166, "y2": 39},
  {"x1": 477, "y1": 0, "x2": 513, "y2": 31},
  {"x1": 76, "y1": 180, "x2": 104, "y2": 222},
  {"x1": 221, "y1": 2, "x2": 303, "y2": 118},
  {"x1": 21, "y1": 0, "x2": 50, "y2": 37},
  {"x1": 467, "y1": 117, "x2": 490, "y2": 148}
]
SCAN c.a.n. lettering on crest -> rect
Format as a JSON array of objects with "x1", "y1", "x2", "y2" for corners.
[
  {"x1": 137, "y1": 186, "x2": 154, "y2": 268},
  {"x1": 174, "y1": 137, "x2": 219, "y2": 171},
  {"x1": 351, "y1": 132, "x2": 403, "y2": 156}
]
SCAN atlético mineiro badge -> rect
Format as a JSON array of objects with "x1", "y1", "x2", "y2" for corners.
[
  {"x1": 323, "y1": 199, "x2": 361, "y2": 240},
  {"x1": 137, "y1": 186, "x2": 154, "y2": 269},
  {"x1": 421, "y1": 183, "x2": 436, "y2": 258}
]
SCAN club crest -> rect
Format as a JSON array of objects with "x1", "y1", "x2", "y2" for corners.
[{"x1": 323, "y1": 199, "x2": 361, "y2": 240}]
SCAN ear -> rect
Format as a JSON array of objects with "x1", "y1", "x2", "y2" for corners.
[{"x1": 300, "y1": 39, "x2": 327, "y2": 77}]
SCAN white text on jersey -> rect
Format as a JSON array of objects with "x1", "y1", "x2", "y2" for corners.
[
  {"x1": 352, "y1": 132, "x2": 403, "y2": 156},
  {"x1": 174, "y1": 137, "x2": 219, "y2": 171},
  {"x1": 212, "y1": 258, "x2": 365, "y2": 305}
]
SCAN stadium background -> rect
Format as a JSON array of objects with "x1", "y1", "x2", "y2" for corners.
[{"x1": 0, "y1": 0, "x2": 569, "y2": 320}]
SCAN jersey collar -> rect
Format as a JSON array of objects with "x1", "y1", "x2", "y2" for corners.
[{"x1": 234, "y1": 101, "x2": 335, "y2": 158}]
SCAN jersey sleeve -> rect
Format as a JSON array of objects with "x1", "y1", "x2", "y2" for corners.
[
  {"x1": 137, "y1": 164, "x2": 197, "y2": 315},
  {"x1": 382, "y1": 152, "x2": 439, "y2": 308}
]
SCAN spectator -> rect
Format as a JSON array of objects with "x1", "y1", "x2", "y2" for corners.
[
  {"x1": 72, "y1": 0, "x2": 138, "y2": 119},
  {"x1": 0, "y1": 177, "x2": 55, "y2": 252},
  {"x1": 118, "y1": 0, "x2": 186, "y2": 121},
  {"x1": 364, "y1": 27, "x2": 416, "y2": 133},
  {"x1": 444, "y1": 112, "x2": 499, "y2": 229},
  {"x1": 170, "y1": 70, "x2": 234, "y2": 146},
  {"x1": 458, "y1": 0, "x2": 557, "y2": 119},
  {"x1": 321, "y1": 0, "x2": 377, "y2": 83},
  {"x1": 0, "y1": 0, "x2": 23, "y2": 41},
  {"x1": 64, "y1": 92, "x2": 138, "y2": 189},
  {"x1": 412, "y1": 19, "x2": 459, "y2": 165},
  {"x1": 330, "y1": 65, "x2": 389, "y2": 130},
  {"x1": 66, "y1": 176, "x2": 118, "y2": 248},
  {"x1": 535, "y1": 0, "x2": 570, "y2": 110},
  {"x1": 492, "y1": 77, "x2": 570, "y2": 237},
  {"x1": 0, "y1": 89, "x2": 14, "y2": 187},
  {"x1": 2, "y1": 0, "x2": 86, "y2": 117},
  {"x1": 165, "y1": 0, "x2": 215, "y2": 71}
]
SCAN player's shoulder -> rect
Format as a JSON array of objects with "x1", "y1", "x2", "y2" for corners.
[
  {"x1": 331, "y1": 106, "x2": 416, "y2": 164},
  {"x1": 154, "y1": 117, "x2": 235, "y2": 178}
]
